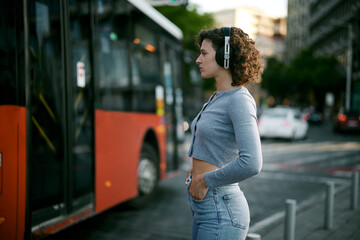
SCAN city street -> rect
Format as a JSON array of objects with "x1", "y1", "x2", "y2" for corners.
[{"x1": 47, "y1": 122, "x2": 360, "y2": 240}]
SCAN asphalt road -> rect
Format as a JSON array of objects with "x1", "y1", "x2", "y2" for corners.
[{"x1": 46, "y1": 122, "x2": 360, "y2": 239}]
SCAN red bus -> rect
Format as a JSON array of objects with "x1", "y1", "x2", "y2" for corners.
[{"x1": 0, "y1": 0, "x2": 185, "y2": 239}]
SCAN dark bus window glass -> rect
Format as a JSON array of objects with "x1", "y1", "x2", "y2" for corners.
[
  {"x1": 131, "y1": 20, "x2": 160, "y2": 112},
  {"x1": 29, "y1": 0, "x2": 65, "y2": 223},
  {"x1": 95, "y1": 0, "x2": 130, "y2": 111},
  {"x1": 173, "y1": 49, "x2": 182, "y2": 89},
  {"x1": 163, "y1": 44, "x2": 175, "y2": 171},
  {"x1": 173, "y1": 49, "x2": 185, "y2": 143},
  {"x1": 0, "y1": 2, "x2": 17, "y2": 105},
  {"x1": 68, "y1": 0, "x2": 93, "y2": 208},
  {"x1": 132, "y1": 23, "x2": 160, "y2": 86},
  {"x1": 132, "y1": 85, "x2": 156, "y2": 112}
]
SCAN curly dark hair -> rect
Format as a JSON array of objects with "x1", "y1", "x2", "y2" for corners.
[{"x1": 196, "y1": 27, "x2": 263, "y2": 86}]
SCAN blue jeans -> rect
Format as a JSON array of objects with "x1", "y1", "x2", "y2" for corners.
[{"x1": 186, "y1": 182, "x2": 250, "y2": 240}]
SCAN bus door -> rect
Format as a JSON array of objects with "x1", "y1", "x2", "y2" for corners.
[
  {"x1": 161, "y1": 40, "x2": 182, "y2": 172},
  {"x1": 28, "y1": 0, "x2": 93, "y2": 227}
]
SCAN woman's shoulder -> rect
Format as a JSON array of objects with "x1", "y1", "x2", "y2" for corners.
[
  {"x1": 227, "y1": 87, "x2": 256, "y2": 113},
  {"x1": 230, "y1": 87, "x2": 255, "y2": 102}
]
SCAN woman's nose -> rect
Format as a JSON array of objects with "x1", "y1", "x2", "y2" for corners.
[{"x1": 196, "y1": 56, "x2": 201, "y2": 64}]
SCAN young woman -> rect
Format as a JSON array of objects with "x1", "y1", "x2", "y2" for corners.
[{"x1": 185, "y1": 27, "x2": 264, "y2": 240}]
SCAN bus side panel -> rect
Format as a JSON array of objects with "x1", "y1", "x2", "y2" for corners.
[
  {"x1": 94, "y1": 110, "x2": 166, "y2": 213},
  {"x1": 0, "y1": 105, "x2": 26, "y2": 240}
]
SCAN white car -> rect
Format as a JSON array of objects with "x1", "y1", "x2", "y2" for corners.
[{"x1": 258, "y1": 106, "x2": 308, "y2": 140}]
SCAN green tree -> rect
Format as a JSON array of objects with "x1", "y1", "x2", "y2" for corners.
[
  {"x1": 286, "y1": 48, "x2": 343, "y2": 109},
  {"x1": 155, "y1": 6, "x2": 215, "y2": 52},
  {"x1": 261, "y1": 48, "x2": 343, "y2": 109},
  {"x1": 261, "y1": 57, "x2": 287, "y2": 103}
]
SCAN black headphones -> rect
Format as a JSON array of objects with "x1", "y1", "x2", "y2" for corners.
[{"x1": 215, "y1": 27, "x2": 231, "y2": 69}]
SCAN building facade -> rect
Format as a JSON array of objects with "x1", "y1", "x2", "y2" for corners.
[
  {"x1": 308, "y1": 0, "x2": 360, "y2": 110},
  {"x1": 285, "y1": 0, "x2": 310, "y2": 63},
  {"x1": 213, "y1": 7, "x2": 286, "y2": 60}
]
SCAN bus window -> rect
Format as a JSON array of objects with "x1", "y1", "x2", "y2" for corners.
[
  {"x1": 132, "y1": 23, "x2": 160, "y2": 86},
  {"x1": 131, "y1": 19, "x2": 161, "y2": 112},
  {"x1": 172, "y1": 49, "x2": 185, "y2": 144},
  {"x1": 0, "y1": 2, "x2": 17, "y2": 105},
  {"x1": 162, "y1": 43, "x2": 176, "y2": 171},
  {"x1": 95, "y1": 0, "x2": 131, "y2": 111}
]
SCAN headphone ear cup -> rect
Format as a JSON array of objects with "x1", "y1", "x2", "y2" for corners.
[{"x1": 215, "y1": 46, "x2": 225, "y2": 67}]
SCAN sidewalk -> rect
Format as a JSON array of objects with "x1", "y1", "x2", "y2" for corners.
[{"x1": 248, "y1": 184, "x2": 360, "y2": 240}]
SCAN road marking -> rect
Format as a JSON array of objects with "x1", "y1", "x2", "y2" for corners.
[
  {"x1": 262, "y1": 141, "x2": 360, "y2": 154},
  {"x1": 258, "y1": 171, "x2": 351, "y2": 185}
]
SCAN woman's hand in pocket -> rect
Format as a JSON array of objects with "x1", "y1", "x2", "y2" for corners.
[{"x1": 189, "y1": 174, "x2": 208, "y2": 200}]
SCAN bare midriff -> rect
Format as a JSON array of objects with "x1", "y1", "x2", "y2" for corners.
[{"x1": 192, "y1": 158, "x2": 219, "y2": 176}]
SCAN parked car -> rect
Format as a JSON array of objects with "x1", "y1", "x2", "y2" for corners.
[
  {"x1": 258, "y1": 106, "x2": 308, "y2": 140},
  {"x1": 303, "y1": 107, "x2": 324, "y2": 124},
  {"x1": 333, "y1": 108, "x2": 360, "y2": 132}
]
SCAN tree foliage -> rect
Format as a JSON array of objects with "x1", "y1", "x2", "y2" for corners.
[
  {"x1": 261, "y1": 48, "x2": 344, "y2": 109},
  {"x1": 261, "y1": 57, "x2": 287, "y2": 101},
  {"x1": 155, "y1": 6, "x2": 215, "y2": 52}
]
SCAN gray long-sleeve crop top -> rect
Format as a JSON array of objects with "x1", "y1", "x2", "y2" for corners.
[{"x1": 188, "y1": 87, "x2": 263, "y2": 189}]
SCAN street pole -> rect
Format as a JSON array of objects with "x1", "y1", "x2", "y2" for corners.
[
  {"x1": 284, "y1": 199, "x2": 296, "y2": 240},
  {"x1": 345, "y1": 23, "x2": 353, "y2": 111},
  {"x1": 351, "y1": 171, "x2": 359, "y2": 210},
  {"x1": 324, "y1": 182, "x2": 335, "y2": 229}
]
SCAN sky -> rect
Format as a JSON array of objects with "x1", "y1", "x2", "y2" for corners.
[{"x1": 189, "y1": 0, "x2": 288, "y2": 18}]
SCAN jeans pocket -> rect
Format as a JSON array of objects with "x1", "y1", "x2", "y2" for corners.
[
  {"x1": 191, "y1": 189, "x2": 212, "y2": 203},
  {"x1": 191, "y1": 190, "x2": 216, "y2": 226},
  {"x1": 223, "y1": 192, "x2": 249, "y2": 229}
]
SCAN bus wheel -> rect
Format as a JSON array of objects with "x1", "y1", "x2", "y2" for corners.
[{"x1": 129, "y1": 143, "x2": 158, "y2": 208}]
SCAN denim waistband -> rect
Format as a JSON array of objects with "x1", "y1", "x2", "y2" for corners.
[
  {"x1": 187, "y1": 174, "x2": 240, "y2": 191},
  {"x1": 211, "y1": 183, "x2": 239, "y2": 190}
]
